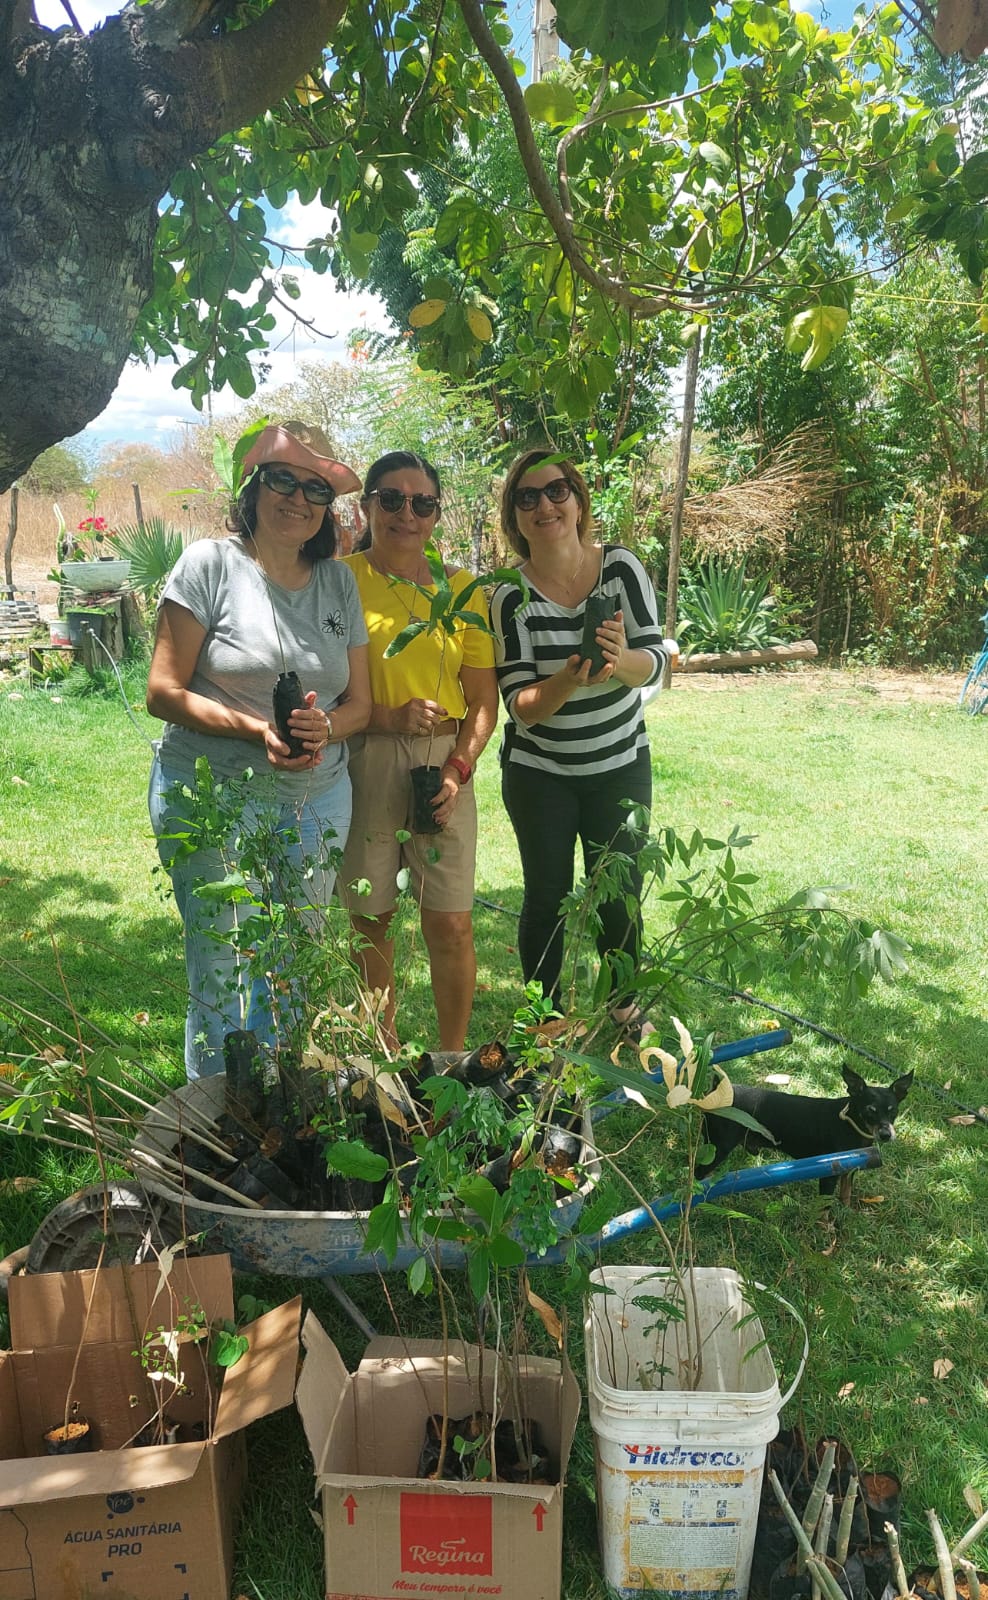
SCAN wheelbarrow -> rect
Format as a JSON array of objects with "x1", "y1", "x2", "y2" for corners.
[{"x1": 8, "y1": 1029, "x2": 881, "y2": 1335}]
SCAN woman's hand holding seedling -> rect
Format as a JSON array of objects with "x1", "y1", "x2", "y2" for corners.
[
  {"x1": 268, "y1": 690, "x2": 331, "y2": 769},
  {"x1": 595, "y1": 610, "x2": 661, "y2": 689},
  {"x1": 388, "y1": 697, "x2": 449, "y2": 736}
]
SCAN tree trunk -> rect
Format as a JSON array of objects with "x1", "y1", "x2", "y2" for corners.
[
  {"x1": 680, "y1": 639, "x2": 819, "y2": 672},
  {"x1": 663, "y1": 331, "x2": 701, "y2": 684},
  {"x1": 4, "y1": 486, "x2": 18, "y2": 596},
  {"x1": 0, "y1": 0, "x2": 345, "y2": 492}
]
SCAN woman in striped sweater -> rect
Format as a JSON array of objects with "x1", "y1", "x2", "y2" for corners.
[{"x1": 490, "y1": 449, "x2": 669, "y2": 1033}]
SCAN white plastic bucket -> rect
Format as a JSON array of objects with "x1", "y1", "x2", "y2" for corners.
[{"x1": 585, "y1": 1266, "x2": 807, "y2": 1600}]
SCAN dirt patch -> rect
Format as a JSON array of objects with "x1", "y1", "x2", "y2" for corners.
[
  {"x1": 673, "y1": 663, "x2": 966, "y2": 705},
  {"x1": 7, "y1": 558, "x2": 59, "y2": 614}
]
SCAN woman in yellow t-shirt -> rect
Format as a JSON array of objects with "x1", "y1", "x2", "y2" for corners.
[{"x1": 339, "y1": 452, "x2": 498, "y2": 1053}]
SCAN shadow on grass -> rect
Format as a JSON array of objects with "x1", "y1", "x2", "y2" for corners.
[{"x1": 3, "y1": 853, "x2": 988, "y2": 1594}]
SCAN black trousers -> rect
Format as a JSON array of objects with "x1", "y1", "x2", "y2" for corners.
[{"x1": 501, "y1": 745, "x2": 652, "y2": 1009}]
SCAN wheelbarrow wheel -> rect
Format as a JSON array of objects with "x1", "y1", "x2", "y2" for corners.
[{"x1": 25, "y1": 1183, "x2": 186, "y2": 1275}]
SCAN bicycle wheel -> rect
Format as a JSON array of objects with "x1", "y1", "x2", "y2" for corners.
[{"x1": 959, "y1": 650, "x2": 988, "y2": 714}]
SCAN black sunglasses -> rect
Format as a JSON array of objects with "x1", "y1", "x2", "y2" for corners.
[
  {"x1": 259, "y1": 465, "x2": 335, "y2": 506},
  {"x1": 367, "y1": 487, "x2": 441, "y2": 518},
  {"x1": 512, "y1": 477, "x2": 574, "y2": 512}
]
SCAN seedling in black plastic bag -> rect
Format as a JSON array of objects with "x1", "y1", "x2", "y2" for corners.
[
  {"x1": 273, "y1": 671, "x2": 307, "y2": 757},
  {"x1": 580, "y1": 595, "x2": 613, "y2": 675}
]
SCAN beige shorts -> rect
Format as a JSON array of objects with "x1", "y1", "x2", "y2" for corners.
[{"x1": 338, "y1": 731, "x2": 478, "y2": 916}]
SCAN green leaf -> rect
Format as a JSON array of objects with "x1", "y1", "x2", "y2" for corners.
[
  {"x1": 212, "y1": 435, "x2": 233, "y2": 491},
  {"x1": 384, "y1": 619, "x2": 427, "y2": 657},
  {"x1": 487, "y1": 1233, "x2": 527, "y2": 1267},
  {"x1": 885, "y1": 196, "x2": 916, "y2": 224},
  {"x1": 524, "y1": 80, "x2": 579, "y2": 125},
  {"x1": 785, "y1": 304, "x2": 849, "y2": 370},
  {"x1": 698, "y1": 141, "x2": 731, "y2": 174},
  {"x1": 192, "y1": 873, "x2": 252, "y2": 903},
  {"x1": 467, "y1": 1247, "x2": 490, "y2": 1302},
  {"x1": 746, "y1": 3, "x2": 781, "y2": 46},
  {"x1": 456, "y1": 1174, "x2": 500, "y2": 1228},
  {"x1": 457, "y1": 211, "x2": 506, "y2": 271},
  {"x1": 961, "y1": 151, "x2": 988, "y2": 200},
  {"x1": 210, "y1": 1329, "x2": 249, "y2": 1368},
  {"x1": 407, "y1": 1256, "x2": 432, "y2": 1295},
  {"x1": 690, "y1": 224, "x2": 712, "y2": 272},
  {"x1": 363, "y1": 1188, "x2": 402, "y2": 1260},
  {"x1": 765, "y1": 201, "x2": 792, "y2": 250},
  {"x1": 325, "y1": 1141, "x2": 390, "y2": 1182},
  {"x1": 434, "y1": 195, "x2": 478, "y2": 250},
  {"x1": 721, "y1": 203, "x2": 744, "y2": 241},
  {"x1": 606, "y1": 91, "x2": 651, "y2": 128}
]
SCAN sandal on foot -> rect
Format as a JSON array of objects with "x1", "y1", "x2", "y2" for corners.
[{"x1": 611, "y1": 1007, "x2": 657, "y2": 1046}]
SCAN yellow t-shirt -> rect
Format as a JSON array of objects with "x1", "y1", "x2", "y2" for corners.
[{"x1": 343, "y1": 552, "x2": 495, "y2": 717}]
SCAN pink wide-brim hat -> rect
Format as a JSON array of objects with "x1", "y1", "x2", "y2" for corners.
[{"x1": 243, "y1": 423, "x2": 362, "y2": 496}]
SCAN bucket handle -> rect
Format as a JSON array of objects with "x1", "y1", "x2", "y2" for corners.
[{"x1": 750, "y1": 1280, "x2": 809, "y2": 1412}]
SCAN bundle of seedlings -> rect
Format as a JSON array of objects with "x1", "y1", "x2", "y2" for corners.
[
  {"x1": 166, "y1": 1025, "x2": 588, "y2": 1217},
  {"x1": 769, "y1": 1478, "x2": 988, "y2": 1600},
  {"x1": 753, "y1": 1432, "x2": 897, "y2": 1598},
  {"x1": 767, "y1": 1446, "x2": 871, "y2": 1600},
  {"x1": 416, "y1": 1409, "x2": 553, "y2": 1485},
  {"x1": 908, "y1": 1502, "x2": 988, "y2": 1600}
]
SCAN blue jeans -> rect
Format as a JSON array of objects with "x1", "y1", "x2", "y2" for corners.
[{"x1": 148, "y1": 752, "x2": 352, "y2": 1079}]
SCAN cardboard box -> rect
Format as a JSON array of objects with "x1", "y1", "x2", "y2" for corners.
[
  {"x1": 0, "y1": 1253, "x2": 300, "y2": 1600},
  {"x1": 297, "y1": 1318, "x2": 581, "y2": 1600}
]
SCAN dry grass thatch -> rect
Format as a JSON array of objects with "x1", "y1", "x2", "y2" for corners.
[{"x1": 679, "y1": 424, "x2": 842, "y2": 559}]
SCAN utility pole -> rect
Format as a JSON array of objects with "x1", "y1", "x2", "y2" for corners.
[{"x1": 531, "y1": 0, "x2": 558, "y2": 81}]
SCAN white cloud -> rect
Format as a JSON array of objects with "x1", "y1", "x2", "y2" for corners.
[{"x1": 65, "y1": 272, "x2": 393, "y2": 454}]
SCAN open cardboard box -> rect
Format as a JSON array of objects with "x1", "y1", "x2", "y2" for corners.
[
  {"x1": 0, "y1": 1253, "x2": 300, "y2": 1600},
  {"x1": 297, "y1": 1316, "x2": 581, "y2": 1600}
]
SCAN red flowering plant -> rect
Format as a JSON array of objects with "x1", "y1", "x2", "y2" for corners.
[
  {"x1": 52, "y1": 496, "x2": 116, "y2": 568},
  {"x1": 62, "y1": 513, "x2": 112, "y2": 562}
]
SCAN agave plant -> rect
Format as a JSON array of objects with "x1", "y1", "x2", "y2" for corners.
[
  {"x1": 677, "y1": 557, "x2": 789, "y2": 656},
  {"x1": 109, "y1": 517, "x2": 188, "y2": 600}
]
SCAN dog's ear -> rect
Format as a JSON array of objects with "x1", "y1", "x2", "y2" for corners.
[
  {"x1": 891, "y1": 1070, "x2": 914, "y2": 1102},
  {"x1": 841, "y1": 1063, "x2": 867, "y2": 1094}
]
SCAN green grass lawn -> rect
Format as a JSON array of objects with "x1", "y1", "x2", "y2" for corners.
[{"x1": 1, "y1": 665, "x2": 987, "y2": 1597}]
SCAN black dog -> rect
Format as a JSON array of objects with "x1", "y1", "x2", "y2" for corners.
[{"x1": 697, "y1": 1063, "x2": 914, "y2": 1198}]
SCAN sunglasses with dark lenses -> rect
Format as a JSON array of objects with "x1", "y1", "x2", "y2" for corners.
[
  {"x1": 368, "y1": 487, "x2": 441, "y2": 518},
  {"x1": 512, "y1": 476, "x2": 574, "y2": 512},
  {"x1": 259, "y1": 465, "x2": 335, "y2": 506}
]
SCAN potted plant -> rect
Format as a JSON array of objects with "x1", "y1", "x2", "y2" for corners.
[{"x1": 52, "y1": 499, "x2": 131, "y2": 597}]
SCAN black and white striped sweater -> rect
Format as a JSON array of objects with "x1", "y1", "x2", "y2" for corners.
[{"x1": 490, "y1": 544, "x2": 667, "y2": 779}]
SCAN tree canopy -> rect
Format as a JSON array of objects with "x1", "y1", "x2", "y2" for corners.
[{"x1": 1, "y1": 0, "x2": 983, "y2": 492}]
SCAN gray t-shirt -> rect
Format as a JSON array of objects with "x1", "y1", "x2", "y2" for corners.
[{"x1": 156, "y1": 537, "x2": 368, "y2": 800}]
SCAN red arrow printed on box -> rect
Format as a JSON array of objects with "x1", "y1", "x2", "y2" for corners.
[
  {"x1": 344, "y1": 1494, "x2": 357, "y2": 1525},
  {"x1": 533, "y1": 1503, "x2": 547, "y2": 1532}
]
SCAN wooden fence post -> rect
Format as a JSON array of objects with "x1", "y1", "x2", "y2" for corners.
[{"x1": 3, "y1": 485, "x2": 18, "y2": 598}]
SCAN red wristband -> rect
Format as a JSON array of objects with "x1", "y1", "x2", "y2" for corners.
[{"x1": 444, "y1": 755, "x2": 472, "y2": 784}]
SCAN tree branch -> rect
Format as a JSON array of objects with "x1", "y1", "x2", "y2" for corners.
[
  {"x1": 159, "y1": 0, "x2": 350, "y2": 151},
  {"x1": 455, "y1": 0, "x2": 678, "y2": 318}
]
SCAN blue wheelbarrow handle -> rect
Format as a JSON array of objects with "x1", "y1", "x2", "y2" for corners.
[{"x1": 526, "y1": 1146, "x2": 881, "y2": 1267}]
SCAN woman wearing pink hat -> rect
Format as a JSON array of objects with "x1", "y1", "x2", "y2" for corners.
[{"x1": 147, "y1": 422, "x2": 371, "y2": 1078}]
